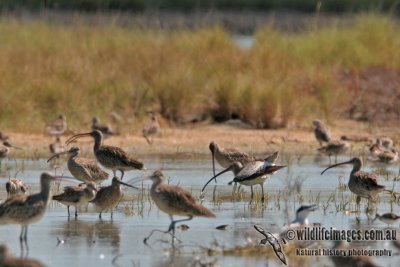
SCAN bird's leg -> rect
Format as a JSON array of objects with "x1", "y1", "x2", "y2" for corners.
[
  {"x1": 356, "y1": 195, "x2": 361, "y2": 211},
  {"x1": 249, "y1": 186, "x2": 254, "y2": 205},
  {"x1": 99, "y1": 212, "x2": 102, "y2": 219},
  {"x1": 111, "y1": 209, "x2": 114, "y2": 219},
  {"x1": 75, "y1": 207, "x2": 78, "y2": 218},
  {"x1": 112, "y1": 170, "x2": 116, "y2": 177},
  {"x1": 67, "y1": 206, "x2": 70, "y2": 217},
  {"x1": 19, "y1": 226, "x2": 25, "y2": 243},
  {"x1": 120, "y1": 170, "x2": 124, "y2": 180},
  {"x1": 261, "y1": 184, "x2": 265, "y2": 205}
]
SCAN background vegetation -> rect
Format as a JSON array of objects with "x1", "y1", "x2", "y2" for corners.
[
  {"x1": 1, "y1": 0, "x2": 399, "y2": 13},
  {"x1": 0, "y1": 14, "x2": 399, "y2": 132}
]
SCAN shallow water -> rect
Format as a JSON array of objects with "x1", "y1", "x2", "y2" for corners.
[{"x1": 0, "y1": 154, "x2": 399, "y2": 267}]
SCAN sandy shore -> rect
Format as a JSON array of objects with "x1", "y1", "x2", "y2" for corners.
[{"x1": 3, "y1": 119, "x2": 399, "y2": 160}]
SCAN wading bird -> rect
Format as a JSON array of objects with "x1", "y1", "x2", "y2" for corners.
[
  {"x1": 312, "y1": 120, "x2": 331, "y2": 146},
  {"x1": 47, "y1": 146, "x2": 109, "y2": 184},
  {"x1": 144, "y1": 170, "x2": 215, "y2": 244},
  {"x1": 321, "y1": 157, "x2": 387, "y2": 206},
  {"x1": 45, "y1": 115, "x2": 67, "y2": 138},
  {"x1": 6, "y1": 178, "x2": 28, "y2": 197},
  {"x1": 0, "y1": 173, "x2": 63, "y2": 250},
  {"x1": 288, "y1": 204, "x2": 318, "y2": 228},
  {"x1": 90, "y1": 177, "x2": 138, "y2": 219},
  {"x1": 373, "y1": 212, "x2": 400, "y2": 226},
  {"x1": 318, "y1": 140, "x2": 349, "y2": 163},
  {"x1": 53, "y1": 182, "x2": 97, "y2": 218},
  {"x1": 66, "y1": 130, "x2": 144, "y2": 180},
  {"x1": 202, "y1": 158, "x2": 286, "y2": 204},
  {"x1": 142, "y1": 112, "x2": 160, "y2": 145},
  {"x1": 92, "y1": 117, "x2": 116, "y2": 138}
]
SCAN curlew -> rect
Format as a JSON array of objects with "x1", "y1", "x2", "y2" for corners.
[
  {"x1": 66, "y1": 130, "x2": 145, "y2": 180},
  {"x1": 53, "y1": 182, "x2": 97, "y2": 218},
  {"x1": 0, "y1": 173, "x2": 62, "y2": 248},
  {"x1": 202, "y1": 158, "x2": 286, "y2": 204},
  {"x1": 373, "y1": 212, "x2": 400, "y2": 226},
  {"x1": 312, "y1": 120, "x2": 331, "y2": 146},
  {"x1": 90, "y1": 177, "x2": 138, "y2": 219},
  {"x1": 0, "y1": 140, "x2": 22, "y2": 169},
  {"x1": 321, "y1": 157, "x2": 387, "y2": 206},
  {"x1": 66, "y1": 130, "x2": 144, "y2": 180},
  {"x1": 142, "y1": 112, "x2": 160, "y2": 145},
  {"x1": 45, "y1": 115, "x2": 67, "y2": 138},
  {"x1": 47, "y1": 146, "x2": 109, "y2": 184},
  {"x1": 144, "y1": 170, "x2": 215, "y2": 243},
  {"x1": 0, "y1": 244, "x2": 44, "y2": 267},
  {"x1": 92, "y1": 117, "x2": 116, "y2": 138},
  {"x1": 6, "y1": 178, "x2": 28, "y2": 197}
]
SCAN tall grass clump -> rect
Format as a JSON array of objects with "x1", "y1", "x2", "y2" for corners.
[{"x1": 0, "y1": 14, "x2": 399, "y2": 131}]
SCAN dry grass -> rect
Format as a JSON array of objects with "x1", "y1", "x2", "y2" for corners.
[{"x1": 0, "y1": 14, "x2": 399, "y2": 132}]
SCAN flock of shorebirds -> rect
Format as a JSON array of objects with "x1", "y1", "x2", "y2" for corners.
[{"x1": 0, "y1": 116, "x2": 399, "y2": 266}]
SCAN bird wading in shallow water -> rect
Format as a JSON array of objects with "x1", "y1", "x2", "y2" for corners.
[
  {"x1": 52, "y1": 182, "x2": 97, "y2": 218},
  {"x1": 90, "y1": 177, "x2": 138, "y2": 219},
  {"x1": 66, "y1": 130, "x2": 145, "y2": 180},
  {"x1": 321, "y1": 157, "x2": 389, "y2": 208},
  {"x1": 47, "y1": 146, "x2": 109, "y2": 184},
  {"x1": 202, "y1": 157, "x2": 286, "y2": 204},
  {"x1": 144, "y1": 170, "x2": 215, "y2": 245}
]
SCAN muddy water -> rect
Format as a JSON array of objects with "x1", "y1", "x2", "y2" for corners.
[{"x1": 0, "y1": 154, "x2": 399, "y2": 267}]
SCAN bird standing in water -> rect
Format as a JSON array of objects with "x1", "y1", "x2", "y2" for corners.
[{"x1": 66, "y1": 130, "x2": 144, "y2": 180}]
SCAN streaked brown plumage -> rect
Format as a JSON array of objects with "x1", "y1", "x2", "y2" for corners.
[
  {"x1": 47, "y1": 146, "x2": 109, "y2": 184},
  {"x1": 52, "y1": 182, "x2": 97, "y2": 218},
  {"x1": 144, "y1": 170, "x2": 215, "y2": 242},
  {"x1": 92, "y1": 117, "x2": 116, "y2": 137},
  {"x1": 321, "y1": 157, "x2": 386, "y2": 205},
  {"x1": 0, "y1": 244, "x2": 44, "y2": 267},
  {"x1": 0, "y1": 173, "x2": 56, "y2": 244},
  {"x1": 45, "y1": 115, "x2": 67, "y2": 138},
  {"x1": 142, "y1": 112, "x2": 160, "y2": 145},
  {"x1": 209, "y1": 141, "x2": 257, "y2": 176},
  {"x1": 6, "y1": 178, "x2": 28, "y2": 197},
  {"x1": 66, "y1": 130, "x2": 144, "y2": 180},
  {"x1": 312, "y1": 120, "x2": 331, "y2": 146},
  {"x1": 90, "y1": 177, "x2": 138, "y2": 219}
]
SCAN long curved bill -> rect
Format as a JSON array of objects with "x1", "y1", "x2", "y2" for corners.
[
  {"x1": 47, "y1": 151, "x2": 69, "y2": 162},
  {"x1": 321, "y1": 160, "x2": 352, "y2": 175},
  {"x1": 117, "y1": 180, "x2": 139, "y2": 190},
  {"x1": 201, "y1": 165, "x2": 233, "y2": 193},
  {"x1": 65, "y1": 132, "x2": 93, "y2": 146}
]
